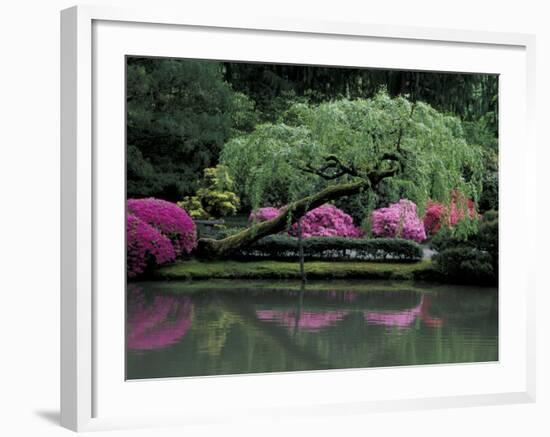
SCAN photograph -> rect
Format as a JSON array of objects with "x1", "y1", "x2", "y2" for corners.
[
  {"x1": 124, "y1": 56, "x2": 499, "y2": 380},
  {"x1": 0, "y1": 0, "x2": 544, "y2": 434}
]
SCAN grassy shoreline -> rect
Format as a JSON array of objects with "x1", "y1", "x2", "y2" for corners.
[{"x1": 152, "y1": 259, "x2": 434, "y2": 281}]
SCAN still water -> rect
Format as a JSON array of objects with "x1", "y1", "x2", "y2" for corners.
[{"x1": 126, "y1": 280, "x2": 498, "y2": 379}]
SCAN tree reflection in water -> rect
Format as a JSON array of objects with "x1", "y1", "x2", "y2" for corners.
[
  {"x1": 126, "y1": 281, "x2": 496, "y2": 379},
  {"x1": 255, "y1": 287, "x2": 358, "y2": 332}
]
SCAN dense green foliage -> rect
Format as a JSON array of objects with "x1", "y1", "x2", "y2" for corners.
[
  {"x1": 463, "y1": 117, "x2": 499, "y2": 213},
  {"x1": 433, "y1": 248, "x2": 494, "y2": 285},
  {"x1": 126, "y1": 58, "x2": 255, "y2": 199},
  {"x1": 221, "y1": 93, "x2": 485, "y2": 216},
  {"x1": 235, "y1": 235, "x2": 423, "y2": 262},
  {"x1": 432, "y1": 211, "x2": 498, "y2": 284},
  {"x1": 479, "y1": 171, "x2": 499, "y2": 212},
  {"x1": 431, "y1": 212, "x2": 497, "y2": 252}
]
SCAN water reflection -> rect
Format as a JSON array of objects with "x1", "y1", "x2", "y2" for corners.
[
  {"x1": 126, "y1": 285, "x2": 194, "y2": 351},
  {"x1": 126, "y1": 281, "x2": 498, "y2": 379},
  {"x1": 256, "y1": 309, "x2": 350, "y2": 331},
  {"x1": 196, "y1": 304, "x2": 241, "y2": 357},
  {"x1": 325, "y1": 290, "x2": 359, "y2": 302},
  {"x1": 365, "y1": 295, "x2": 443, "y2": 329}
]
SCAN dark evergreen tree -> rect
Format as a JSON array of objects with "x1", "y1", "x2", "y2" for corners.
[{"x1": 127, "y1": 57, "x2": 254, "y2": 200}]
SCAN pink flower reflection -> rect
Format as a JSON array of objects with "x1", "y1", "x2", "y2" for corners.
[
  {"x1": 256, "y1": 309, "x2": 349, "y2": 331},
  {"x1": 420, "y1": 296, "x2": 444, "y2": 328},
  {"x1": 364, "y1": 295, "x2": 443, "y2": 329},
  {"x1": 127, "y1": 290, "x2": 193, "y2": 351}
]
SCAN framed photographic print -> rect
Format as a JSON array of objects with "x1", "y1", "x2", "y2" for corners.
[{"x1": 61, "y1": 5, "x2": 536, "y2": 432}]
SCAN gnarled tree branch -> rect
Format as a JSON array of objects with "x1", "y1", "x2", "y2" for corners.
[
  {"x1": 196, "y1": 159, "x2": 401, "y2": 258},
  {"x1": 297, "y1": 154, "x2": 359, "y2": 180}
]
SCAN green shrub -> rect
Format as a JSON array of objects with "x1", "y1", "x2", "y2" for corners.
[
  {"x1": 178, "y1": 165, "x2": 240, "y2": 219},
  {"x1": 433, "y1": 247, "x2": 495, "y2": 285},
  {"x1": 431, "y1": 210, "x2": 498, "y2": 285},
  {"x1": 177, "y1": 196, "x2": 208, "y2": 219},
  {"x1": 430, "y1": 227, "x2": 469, "y2": 252},
  {"x1": 235, "y1": 235, "x2": 423, "y2": 262},
  {"x1": 481, "y1": 210, "x2": 498, "y2": 223},
  {"x1": 479, "y1": 172, "x2": 498, "y2": 212},
  {"x1": 476, "y1": 214, "x2": 498, "y2": 253},
  {"x1": 475, "y1": 213, "x2": 498, "y2": 276},
  {"x1": 431, "y1": 210, "x2": 497, "y2": 254}
]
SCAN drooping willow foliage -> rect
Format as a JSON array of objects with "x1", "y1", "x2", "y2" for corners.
[{"x1": 220, "y1": 92, "x2": 484, "y2": 219}]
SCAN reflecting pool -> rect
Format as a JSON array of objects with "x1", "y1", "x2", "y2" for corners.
[{"x1": 126, "y1": 280, "x2": 498, "y2": 379}]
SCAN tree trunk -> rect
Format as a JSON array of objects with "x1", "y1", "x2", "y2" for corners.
[
  {"x1": 196, "y1": 180, "x2": 367, "y2": 258},
  {"x1": 297, "y1": 218, "x2": 306, "y2": 284}
]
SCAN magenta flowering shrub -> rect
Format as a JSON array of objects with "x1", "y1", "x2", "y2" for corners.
[
  {"x1": 127, "y1": 198, "x2": 197, "y2": 256},
  {"x1": 126, "y1": 214, "x2": 176, "y2": 278},
  {"x1": 370, "y1": 199, "x2": 427, "y2": 242},
  {"x1": 249, "y1": 207, "x2": 281, "y2": 223},
  {"x1": 290, "y1": 204, "x2": 363, "y2": 238},
  {"x1": 250, "y1": 204, "x2": 362, "y2": 238}
]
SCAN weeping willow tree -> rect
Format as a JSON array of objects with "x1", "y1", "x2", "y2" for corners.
[{"x1": 197, "y1": 92, "x2": 483, "y2": 258}]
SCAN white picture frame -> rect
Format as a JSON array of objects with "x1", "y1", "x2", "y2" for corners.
[{"x1": 60, "y1": 5, "x2": 536, "y2": 432}]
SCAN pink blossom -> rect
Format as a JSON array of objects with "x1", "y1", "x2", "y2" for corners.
[
  {"x1": 126, "y1": 214, "x2": 176, "y2": 278},
  {"x1": 423, "y1": 191, "x2": 477, "y2": 235},
  {"x1": 249, "y1": 207, "x2": 281, "y2": 223},
  {"x1": 290, "y1": 204, "x2": 363, "y2": 238},
  {"x1": 250, "y1": 204, "x2": 362, "y2": 238},
  {"x1": 370, "y1": 199, "x2": 427, "y2": 242},
  {"x1": 423, "y1": 201, "x2": 446, "y2": 235},
  {"x1": 127, "y1": 198, "x2": 197, "y2": 256}
]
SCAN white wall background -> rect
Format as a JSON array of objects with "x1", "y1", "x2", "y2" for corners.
[{"x1": 0, "y1": 1, "x2": 547, "y2": 436}]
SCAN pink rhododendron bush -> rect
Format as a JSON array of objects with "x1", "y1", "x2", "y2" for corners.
[
  {"x1": 423, "y1": 201, "x2": 446, "y2": 236},
  {"x1": 370, "y1": 199, "x2": 427, "y2": 243},
  {"x1": 126, "y1": 214, "x2": 176, "y2": 278},
  {"x1": 127, "y1": 198, "x2": 197, "y2": 256},
  {"x1": 249, "y1": 207, "x2": 281, "y2": 223},
  {"x1": 423, "y1": 191, "x2": 477, "y2": 235},
  {"x1": 126, "y1": 198, "x2": 197, "y2": 277},
  {"x1": 249, "y1": 204, "x2": 363, "y2": 238},
  {"x1": 290, "y1": 204, "x2": 363, "y2": 238}
]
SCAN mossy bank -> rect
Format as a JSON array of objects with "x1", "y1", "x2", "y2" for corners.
[{"x1": 151, "y1": 259, "x2": 434, "y2": 281}]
